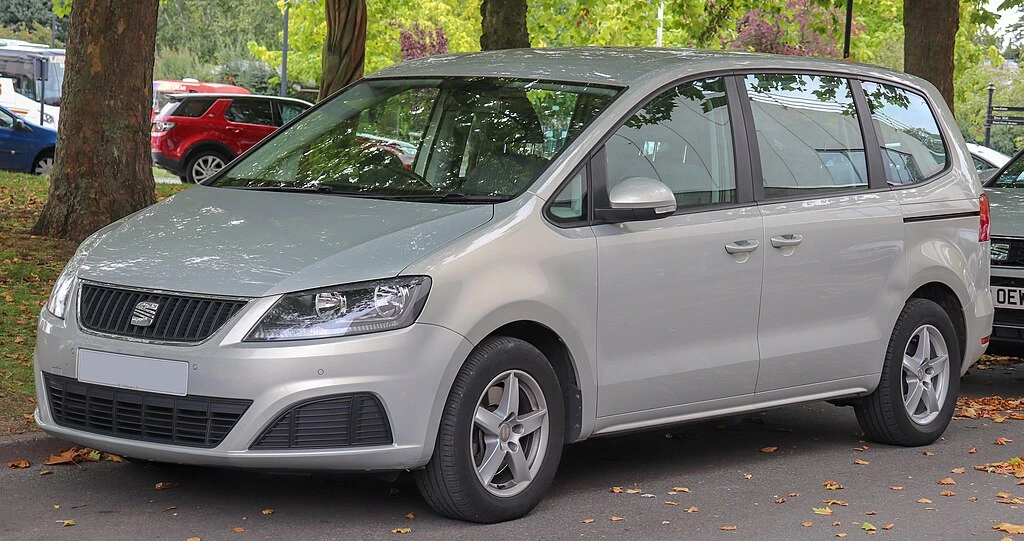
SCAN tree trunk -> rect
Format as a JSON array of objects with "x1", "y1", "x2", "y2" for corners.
[
  {"x1": 32, "y1": 0, "x2": 159, "y2": 243},
  {"x1": 480, "y1": 0, "x2": 530, "y2": 50},
  {"x1": 903, "y1": 0, "x2": 957, "y2": 114},
  {"x1": 319, "y1": 0, "x2": 366, "y2": 101}
]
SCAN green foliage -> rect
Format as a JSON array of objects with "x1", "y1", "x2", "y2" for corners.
[{"x1": 0, "y1": 21, "x2": 61, "y2": 47}]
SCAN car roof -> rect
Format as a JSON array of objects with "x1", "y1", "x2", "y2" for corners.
[
  {"x1": 369, "y1": 47, "x2": 936, "y2": 93},
  {"x1": 169, "y1": 93, "x2": 312, "y2": 106},
  {"x1": 966, "y1": 142, "x2": 1011, "y2": 166}
]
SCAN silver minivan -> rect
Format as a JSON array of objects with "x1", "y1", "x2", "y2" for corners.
[{"x1": 36, "y1": 48, "x2": 992, "y2": 522}]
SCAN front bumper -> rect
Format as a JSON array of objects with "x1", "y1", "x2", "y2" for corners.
[{"x1": 34, "y1": 293, "x2": 474, "y2": 471}]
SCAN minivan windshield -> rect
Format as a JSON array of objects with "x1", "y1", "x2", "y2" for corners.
[{"x1": 212, "y1": 77, "x2": 620, "y2": 202}]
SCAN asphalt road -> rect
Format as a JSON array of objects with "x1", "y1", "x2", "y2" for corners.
[{"x1": 3, "y1": 362, "x2": 1024, "y2": 541}]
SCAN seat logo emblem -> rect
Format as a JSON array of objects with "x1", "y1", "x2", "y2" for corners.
[{"x1": 130, "y1": 301, "x2": 159, "y2": 327}]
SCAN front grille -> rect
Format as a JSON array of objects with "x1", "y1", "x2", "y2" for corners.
[
  {"x1": 78, "y1": 283, "x2": 247, "y2": 342},
  {"x1": 992, "y1": 236, "x2": 1024, "y2": 268},
  {"x1": 251, "y1": 394, "x2": 392, "y2": 449},
  {"x1": 46, "y1": 374, "x2": 251, "y2": 448}
]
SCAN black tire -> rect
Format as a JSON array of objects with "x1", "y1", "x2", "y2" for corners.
[
  {"x1": 855, "y1": 298, "x2": 961, "y2": 446},
  {"x1": 184, "y1": 149, "x2": 229, "y2": 184},
  {"x1": 415, "y1": 336, "x2": 564, "y2": 523}
]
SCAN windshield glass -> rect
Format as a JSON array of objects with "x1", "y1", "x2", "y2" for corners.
[
  {"x1": 212, "y1": 77, "x2": 620, "y2": 201},
  {"x1": 987, "y1": 150, "x2": 1024, "y2": 188}
]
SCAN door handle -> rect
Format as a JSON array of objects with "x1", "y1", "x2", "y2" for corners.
[
  {"x1": 770, "y1": 234, "x2": 803, "y2": 248},
  {"x1": 724, "y1": 239, "x2": 760, "y2": 254}
]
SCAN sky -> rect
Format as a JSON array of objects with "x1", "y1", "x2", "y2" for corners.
[{"x1": 990, "y1": 1, "x2": 1023, "y2": 35}]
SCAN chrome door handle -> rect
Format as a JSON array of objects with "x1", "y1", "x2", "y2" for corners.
[
  {"x1": 770, "y1": 234, "x2": 803, "y2": 248},
  {"x1": 724, "y1": 239, "x2": 760, "y2": 254}
]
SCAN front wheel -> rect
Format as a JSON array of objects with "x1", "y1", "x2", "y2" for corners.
[
  {"x1": 416, "y1": 336, "x2": 564, "y2": 523},
  {"x1": 855, "y1": 298, "x2": 961, "y2": 446}
]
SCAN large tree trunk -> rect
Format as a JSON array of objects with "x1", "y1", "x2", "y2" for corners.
[
  {"x1": 319, "y1": 0, "x2": 366, "y2": 100},
  {"x1": 480, "y1": 0, "x2": 530, "y2": 50},
  {"x1": 903, "y1": 0, "x2": 957, "y2": 114},
  {"x1": 32, "y1": 0, "x2": 159, "y2": 243}
]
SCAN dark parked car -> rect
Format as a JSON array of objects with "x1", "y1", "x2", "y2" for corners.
[
  {"x1": 151, "y1": 93, "x2": 312, "y2": 183},
  {"x1": 0, "y1": 104, "x2": 55, "y2": 175}
]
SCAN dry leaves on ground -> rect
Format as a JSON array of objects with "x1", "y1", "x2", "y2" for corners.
[
  {"x1": 57, "y1": 520, "x2": 75, "y2": 527},
  {"x1": 6, "y1": 459, "x2": 29, "y2": 468},
  {"x1": 720, "y1": 525, "x2": 737, "y2": 531},
  {"x1": 232, "y1": 527, "x2": 245, "y2": 533},
  {"x1": 976, "y1": 457, "x2": 1024, "y2": 478},
  {"x1": 813, "y1": 507, "x2": 835, "y2": 515},
  {"x1": 154, "y1": 482, "x2": 178, "y2": 490},
  {"x1": 823, "y1": 480, "x2": 844, "y2": 490},
  {"x1": 392, "y1": 527, "x2": 412, "y2": 534},
  {"x1": 917, "y1": 498, "x2": 933, "y2": 504},
  {"x1": 994, "y1": 523, "x2": 1024, "y2": 535},
  {"x1": 761, "y1": 446, "x2": 778, "y2": 453},
  {"x1": 853, "y1": 459, "x2": 869, "y2": 465},
  {"x1": 261, "y1": 509, "x2": 274, "y2": 515},
  {"x1": 941, "y1": 490, "x2": 956, "y2": 497},
  {"x1": 956, "y1": 396, "x2": 1024, "y2": 421},
  {"x1": 938, "y1": 477, "x2": 956, "y2": 485},
  {"x1": 996, "y1": 437, "x2": 1014, "y2": 445},
  {"x1": 43, "y1": 448, "x2": 122, "y2": 466},
  {"x1": 581, "y1": 518, "x2": 594, "y2": 524}
]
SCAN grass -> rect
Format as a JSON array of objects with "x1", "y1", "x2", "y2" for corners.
[{"x1": 0, "y1": 171, "x2": 188, "y2": 435}]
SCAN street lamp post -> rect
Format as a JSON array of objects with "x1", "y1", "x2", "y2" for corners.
[
  {"x1": 985, "y1": 82, "x2": 995, "y2": 147},
  {"x1": 280, "y1": 5, "x2": 289, "y2": 97}
]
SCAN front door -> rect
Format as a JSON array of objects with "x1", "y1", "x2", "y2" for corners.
[{"x1": 594, "y1": 76, "x2": 763, "y2": 418}]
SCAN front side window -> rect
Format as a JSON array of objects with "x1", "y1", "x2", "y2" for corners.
[
  {"x1": 213, "y1": 77, "x2": 619, "y2": 202},
  {"x1": 861, "y1": 82, "x2": 947, "y2": 185},
  {"x1": 0, "y1": 109, "x2": 13, "y2": 128},
  {"x1": 744, "y1": 74, "x2": 867, "y2": 199},
  {"x1": 605, "y1": 77, "x2": 736, "y2": 209},
  {"x1": 225, "y1": 98, "x2": 275, "y2": 126}
]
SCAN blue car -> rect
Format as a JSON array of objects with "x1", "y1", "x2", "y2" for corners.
[{"x1": 0, "y1": 105, "x2": 56, "y2": 175}]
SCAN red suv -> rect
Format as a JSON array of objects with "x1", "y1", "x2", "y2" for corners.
[{"x1": 152, "y1": 94, "x2": 312, "y2": 183}]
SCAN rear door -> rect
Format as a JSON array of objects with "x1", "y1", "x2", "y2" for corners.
[
  {"x1": 594, "y1": 76, "x2": 764, "y2": 420},
  {"x1": 222, "y1": 97, "x2": 277, "y2": 152},
  {"x1": 739, "y1": 73, "x2": 906, "y2": 397}
]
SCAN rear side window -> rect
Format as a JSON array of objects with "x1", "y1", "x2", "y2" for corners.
[
  {"x1": 170, "y1": 97, "x2": 216, "y2": 118},
  {"x1": 225, "y1": 98, "x2": 275, "y2": 126},
  {"x1": 605, "y1": 77, "x2": 736, "y2": 209},
  {"x1": 744, "y1": 74, "x2": 867, "y2": 199},
  {"x1": 861, "y1": 82, "x2": 947, "y2": 184},
  {"x1": 278, "y1": 102, "x2": 308, "y2": 125}
]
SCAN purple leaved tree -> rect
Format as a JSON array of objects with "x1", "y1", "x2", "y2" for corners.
[
  {"x1": 733, "y1": 0, "x2": 848, "y2": 57},
  {"x1": 399, "y1": 23, "x2": 449, "y2": 61}
]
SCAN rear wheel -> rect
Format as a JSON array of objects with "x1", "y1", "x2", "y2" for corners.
[
  {"x1": 184, "y1": 150, "x2": 228, "y2": 184},
  {"x1": 416, "y1": 336, "x2": 564, "y2": 523},
  {"x1": 32, "y1": 150, "x2": 54, "y2": 176},
  {"x1": 855, "y1": 299, "x2": 960, "y2": 446}
]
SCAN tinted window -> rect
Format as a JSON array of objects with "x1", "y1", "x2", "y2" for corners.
[
  {"x1": 606, "y1": 77, "x2": 735, "y2": 209},
  {"x1": 0, "y1": 109, "x2": 13, "y2": 128},
  {"x1": 225, "y1": 98, "x2": 275, "y2": 126},
  {"x1": 861, "y1": 82, "x2": 947, "y2": 184},
  {"x1": 549, "y1": 170, "x2": 587, "y2": 223},
  {"x1": 278, "y1": 102, "x2": 307, "y2": 125},
  {"x1": 744, "y1": 74, "x2": 867, "y2": 199},
  {"x1": 171, "y1": 97, "x2": 217, "y2": 118}
]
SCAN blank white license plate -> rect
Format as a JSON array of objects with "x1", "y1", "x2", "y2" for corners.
[
  {"x1": 77, "y1": 349, "x2": 188, "y2": 396},
  {"x1": 994, "y1": 286, "x2": 1024, "y2": 310}
]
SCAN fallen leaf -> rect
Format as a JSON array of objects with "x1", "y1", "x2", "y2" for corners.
[
  {"x1": 997, "y1": 497, "x2": 1024, "y2": 505},
  {"x1": 923, "y1": 451, "x2": 935, "y2": 456},
  {"x1": 802, "y1": 521, "x2": 813, "y2": 527},
  {"x1": 832, "y1": 521, "x2": 841, "y2": 527},
  {"x1": 6, "y1": 460, "x2": 29, "y2": 469},
  {"x1": 835, "y1": 533, "x2": 847, "y2": 538},
  {"x1": 941, "y1": 490, "x2": 956, "y2": 497},
  {"x1": 154, "y1": 482, "x2": 178, "y2": 490},
  {"x1": 581, "y1": 518, "x2": 594, "y2": 524},
  {"x1": 164, "y1": 506, "x2": 177, "y2": 512},
  {"x1": 57, "y1": 520, "x2": 75, "y2": 527},
  {"x1": 405, "y1": 512, "x2": 415, "y2": 520},
  {"x1": 883, "y1": 524, "x2": 894, "y2": 531},
  {"x1": 861, "y1": 522, "x2": 877, "y2": 532},
  {"x1": 865, "y1": 511, "x2": 876, "y2": 516},
  {"x1": 996, "y1": 438, "x2": 1013, "y2": 445},
  {"x1": 665, "y1": 501, "x2": 679, "y2": 506},
  {"x1": 775, "y1": 497, "x2": 786, "y2": 504},
  {"x1": 853, "y1": 446, "x2": 869, "y2": 452},
  {"x1": 611, "y1": 516, "x2": 625, "y2": 522},
  {"x1": 742, "y1": 473, "x2": 753, "y2": 479},
  {"x1": 671, "y1": 487, "x2": 690, "y2": 493},
  {"x1": 968, "y1": 497, "x2": 979, "y2": 502},
  {"x1": 890, "y1": 486, "x2": 904, "y2": 491},
  {"x1": 789, "y1": 492, "x2": 800, "y2": 497},
  {"x1": 761, "y1": 446, "x2": 778, "y2": 453},
  {"x1": 998, "y1": 491, "x2": 1013, "y2": 498},
  {"x1": 52, "y1": 505, "x2": 59, "y2": 509},
  {"x1": 685, "y1": 506, "x2": 699, "y2": 513},
  {"x1": 625, "y1": 488, "x2": 642, "y2": 494},
  {"x1": 917, "y1": 498, "x2": 933, "y2": 504},
  {"x1": 610, "y1": 486, "x2": 623, "y2": 493},
  {"x1": 261, "y1": 509, "x2": 274, "y2": 515},
  {"x1": 661, "y1": 520, "x2": 670, "y2": 525},
  {"x1": 823, "y1": 480, "x2": 844, "y2": 490},
  {"x1": 43, "y1": 449, "x2": 78, "y2": 466},
  {"x1": 814, "y1": 507, "x2": 835, "y2": 515},
  {"x1": 823, "y1": 499, "x2": 848, "y2": 506},
  {"x1": 938, "y1": 477, "x2": 956, "y2": 485},
  {"x1": 994, "y1": 523, "x2": 1024, "y2": 535},
  {"x1": 853, "y1": 459, "x2": 869, "y2": 465},
  {"x1": 102, "y1": 454, "x2": 124, "y2": 463},
  {"x1": 640, "y1": 493, "x2": 656, "y2": 498},
  {"x1": 233, "y1": 527, "x2": 245, "y2": 533},
  {"x1": 39, "y1": 470, "x2": 52, "y2": 476},
  {"x1": 951, "y1": 467, "x2": 966, "y2": 474},
  {"x1": 1001, "y1": 537, "x2": 1013, "y2": 541},
  {"x1": 720, "y1": 525, "x2": 737, "y2": 531},
  {"x1": 392, "y1": 527, "x2": 412, "y2": 534},
  {"x1": 969, "y1": 447, "x2": 978, "y2": 454}
]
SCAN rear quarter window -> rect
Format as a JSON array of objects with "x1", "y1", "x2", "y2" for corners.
[
  {"x1": 166, "y1": 97, "x2": 217, "y2": 118},
  {"x1": 861, "y1": 82, "x2": 948, "y2": 185}
]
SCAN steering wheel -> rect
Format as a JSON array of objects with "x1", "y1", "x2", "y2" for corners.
[{"x1": 359, "y1": 146, "x2": 432, "y2": 189}]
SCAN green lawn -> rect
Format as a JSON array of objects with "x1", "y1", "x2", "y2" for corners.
[{"x1": 0, "y1": 171, "x2": 188, "y2": 434}]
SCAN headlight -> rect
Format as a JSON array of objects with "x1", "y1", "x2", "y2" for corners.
[
  {"x1": 246, "y1": 276, "x2": 431, "y2": 341},
  {"x1": 46, "y1": 265, "x2": 76, "y2": 319}
]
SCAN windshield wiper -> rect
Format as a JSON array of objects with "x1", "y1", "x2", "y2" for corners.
[{"x1": 387, "y1": 193, "x2": 509, "y2": 203}]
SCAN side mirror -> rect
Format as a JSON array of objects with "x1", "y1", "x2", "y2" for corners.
[
  {"x1": 595, "y1": 177, "x2": 677, "y2": 223},
  {"x1": 12, "y1": 118, "x2": 31, "y2": 132}
]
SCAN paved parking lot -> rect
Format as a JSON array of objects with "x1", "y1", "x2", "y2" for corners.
[{"x1": 3, "y1": 361, "x2": 1023, "y2": 540}]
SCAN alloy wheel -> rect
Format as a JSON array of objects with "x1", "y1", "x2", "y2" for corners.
[
  {"x1": 191, "y1": 155, "x2": 225, "y2": 183},
  {"x1": 901, "y1": 324, "x2": 950, "y2": 426}
]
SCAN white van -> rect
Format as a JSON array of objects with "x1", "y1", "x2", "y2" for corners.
[{"x1": 0, "y1": 39, "x2": 63, "y2": 129}]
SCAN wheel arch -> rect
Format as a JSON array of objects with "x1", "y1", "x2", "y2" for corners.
[
  {"x1": 908, "y1": 281, "x2": 967, "y2": 370},
  {"x1": 30, "y1": 146, "x2": 55, "y2": 173},
  {"x1": 182, "y1": 140, "x2": 235, "y2": 167}
]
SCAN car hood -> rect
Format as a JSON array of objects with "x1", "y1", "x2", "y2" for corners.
[
  {"x1": 986, "y1": 188, "x2": 1024, "y2": 238},
  {"x1": 77, "y1": 186, "x2": 493, "y2": 297}
]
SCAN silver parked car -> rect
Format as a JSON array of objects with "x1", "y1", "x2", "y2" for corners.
[
  {"x1": 36, "y1": 48, "x2": 992, "y2": 522},
  {"x1": 982, "y1": 148, "x2": 1024, "y2": 351}
]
